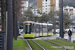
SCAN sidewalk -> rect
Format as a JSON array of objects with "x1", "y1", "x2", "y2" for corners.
[{"x1": 56, "y1": 33, "x2": 75, "y2": 42}]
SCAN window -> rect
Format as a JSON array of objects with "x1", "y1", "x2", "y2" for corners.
[
  {"x1": 46, "y1": 11, "x2": 47, "y2": 12},
  {"x1": 46, "y1": 8, "x2": 47, "y2": 10},
  {"x1": 42, "y1": 6, "x2": 44, "y2": 7},
  {"x1": 46, "y1": 0, "x2": 47, "y2": 1},
  {"x1": 46, "y1": 3, "x2": 47, "y2": 4},
  {"x1": 43, "y1": 0, "x2": 44, "y2": 2},
  {"x1": 42, "y1": 3, "x2": 44, "y2": 4},
  {"x1": 65, "y1": 9, "x2": 68, "y2": 11},
  {"x1": 70, "y1": 9, "x2": 73, "y2": 11},
  {"x1": 46, "y1": 6, "x2": 47, "y2": 7}
]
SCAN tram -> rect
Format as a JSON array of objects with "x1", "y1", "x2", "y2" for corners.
[{"x1": 23, "y1": 21, "x2": 53, "y2": 38}]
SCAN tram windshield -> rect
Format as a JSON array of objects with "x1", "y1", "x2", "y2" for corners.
[{"x1": 25, "y1": 23, "x2": 32, "y2": 34}]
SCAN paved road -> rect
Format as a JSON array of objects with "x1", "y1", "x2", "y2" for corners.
[{"x1": 19, "y1": 33, "x2": 75, "y2": 41}]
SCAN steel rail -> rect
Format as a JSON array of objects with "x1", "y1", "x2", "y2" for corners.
[
  {"x1": 26, "y1": 40, "x2": 33, "y2": 50},
  {"x1": 32, "y1": 40, "x2": 45, "y2": 50}
]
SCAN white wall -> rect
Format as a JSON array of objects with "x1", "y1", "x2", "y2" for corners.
[
  {"x1": 42, "y1": 0, "x2": 50, "y2": 13},
  {"x1": 21, "y1": 1, "x2": 29, "y2": 14},
  {"x1": 56, "y1": 0, "x2": 59, "y2": 11}
]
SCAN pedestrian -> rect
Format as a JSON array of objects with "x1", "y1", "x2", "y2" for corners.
[{"x1": 68, "y1": 29, "x2": 72, "y2": 40}]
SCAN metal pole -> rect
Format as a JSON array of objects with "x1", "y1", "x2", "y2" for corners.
[
  {"x1": 59, "y1": 0, "x2": 64, "y2": 38},
  {"x1": 6, "y1": 0, "x2": 13, "y2": 50},
  {"x1": 47, "y1": 24, "x2": 48, "y2": 36},
  {"x1": 14, "y1": 0, "x2": 18, "y2": 40},
  {"x1": 53, "y1": 0, "x2": 56, "y2": 34},
  {"x1": 39, "y1": 24, "x2": 40, "y2": 36},
  {"x1": 42, "y1": 25, "x2": 43, "y2": 36}
]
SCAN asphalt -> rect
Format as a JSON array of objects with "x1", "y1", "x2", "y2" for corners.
[{"x1": 19, "y1": 33, "x2": 75, "y2": 42}]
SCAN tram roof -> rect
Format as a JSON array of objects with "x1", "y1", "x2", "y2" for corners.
[
  {"x1": 23, "y1": 21, "x2": 35, "y2": 23},
  {"x1": 23, "y1": 21, "x2": 53, "y2": 26},
  {"x1": 35, "y1": 23, "x2": 53, "y2": 26}
]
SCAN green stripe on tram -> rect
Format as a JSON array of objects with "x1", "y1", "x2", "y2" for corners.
[
  {"x1": 24, "y1": 33, "x2": 53, "y2": 38},
  {"x1": 24, "y1": 33, "x2": 35, "y2": 38}
]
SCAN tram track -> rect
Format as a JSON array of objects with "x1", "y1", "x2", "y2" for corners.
[
  {"x1": 44, "y1": 40, "x2": 69, "y2": 50},
  {"x1": 32, "y1": 40, "x2": 45, "y2": 50},
  {"x1": 26, "y1": 40, "x2": 33, "y2": 50},
  {"x1": 26, "y1": 40, "x2": 45, "y2": 50}
]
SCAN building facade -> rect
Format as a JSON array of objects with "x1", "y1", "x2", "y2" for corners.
[
  {"x1": 63, "y1": 6, "x2": 75, "y2": 23},
  {"x1": 37, "y1": 0, "x2": 59, "y2": 14},
  {"x1": 56, "y1": 0, "x2": 59, "y2": 11},
  {"x1": 63, "y1": 6, "x2": 75, "y2": 16},
  {"x1": 21, "y1": 0, "x2": 29, "y2": 14}
]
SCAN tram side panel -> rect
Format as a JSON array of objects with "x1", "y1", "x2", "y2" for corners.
[
  {"x1": 48, "y1": 25, "x2": 53, "y2": 35},
  {"x1": 35, "y1": 24, "x2": 40, "y2": 37}
]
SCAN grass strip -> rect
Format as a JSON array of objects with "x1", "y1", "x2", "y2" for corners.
[
  {"x1": 52, "y1": 39, "x2": 75, "y2": 50},
  {"x1": 13, "y1": 39, "x2": 28, "y2": 50},
  {"x1": 47, "y1": 40, "x2": 74, "y2": 50},
  {"x1": 53, "y1": 39, "x2": 75, "y2": 46},
  {"x1": 28, "y1": 40, "x2": 43, "y2": 50},
  {"x1": 36, "y1": 40, "x2": 62, "y2": 50},
  {"x1": 17, "y1": 36, "x2": 23, "y2": 39}
]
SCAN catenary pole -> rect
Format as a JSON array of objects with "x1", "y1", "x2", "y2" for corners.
[
  {"x1": 6, "y1": 0, "x2": 13, "y2": 50},
  {"x1": 59, "y1": 0, "x2": 64, "y2": 38},
  {"x1": 14, "y1": 0, "x2": 18, "y2": 40},
  {"x1": 53, "y1": 0, "x2": 55, "y2": 34}
]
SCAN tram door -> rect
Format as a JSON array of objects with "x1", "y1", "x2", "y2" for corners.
[{"x1": 35, "y1": 24, "x2": 40, "y2": 37}]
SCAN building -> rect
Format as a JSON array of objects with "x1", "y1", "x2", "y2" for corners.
[
  {"x1": 63, "y1": 6, "x2": 75, "y2": 16},
  {"x1": 63, "y1": 6, "x2": 75, "y2": 23},
  {"x1": 21, "y1": 0, "x2": 29, "y2": 14},
  {"x1": 56, "y1": 0, "x2": 59, "y2": 11},
  {"x1": 37, "y1": 0, "x2": 59, "y2": 14}
]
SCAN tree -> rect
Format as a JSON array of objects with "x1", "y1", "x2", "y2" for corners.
[
  {"x1": 63, "y1": 13, "x2": 72, "y2": 28},
  {"x1": 23, "y1": 8, "x2": 34, "y2": 21},
  {"x1": 37, "y1": 11, "x2": 57, "y2": 23},
  {"x1": 38, "y1": 13, "x2": 50, "y2": 23},
  {"x1": 63, "y1": 0, "x2": 75, "y2": 8},
  {"x1": 56, "y1": 11, "x2": 72, "y2": 28},
  {"x1": 48, "y1": 11, "x2": 54, "y2": 23},
  {"x1": 1, "y1": 0, "x2": 6, "y2": 32}
]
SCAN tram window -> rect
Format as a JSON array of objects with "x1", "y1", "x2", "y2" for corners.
[
  {"x1": 20, "y1": 26, "x2": 23, "y2": 29},
  {"x1": 30, "y1": 24, "x2": 32, "y2": 32},
  {"x1": 25, "y1": 25, "x2": 30, "y2": 33},
  {"x1": 27, "y1": 25, "x2": 30, "y2": 32}
]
